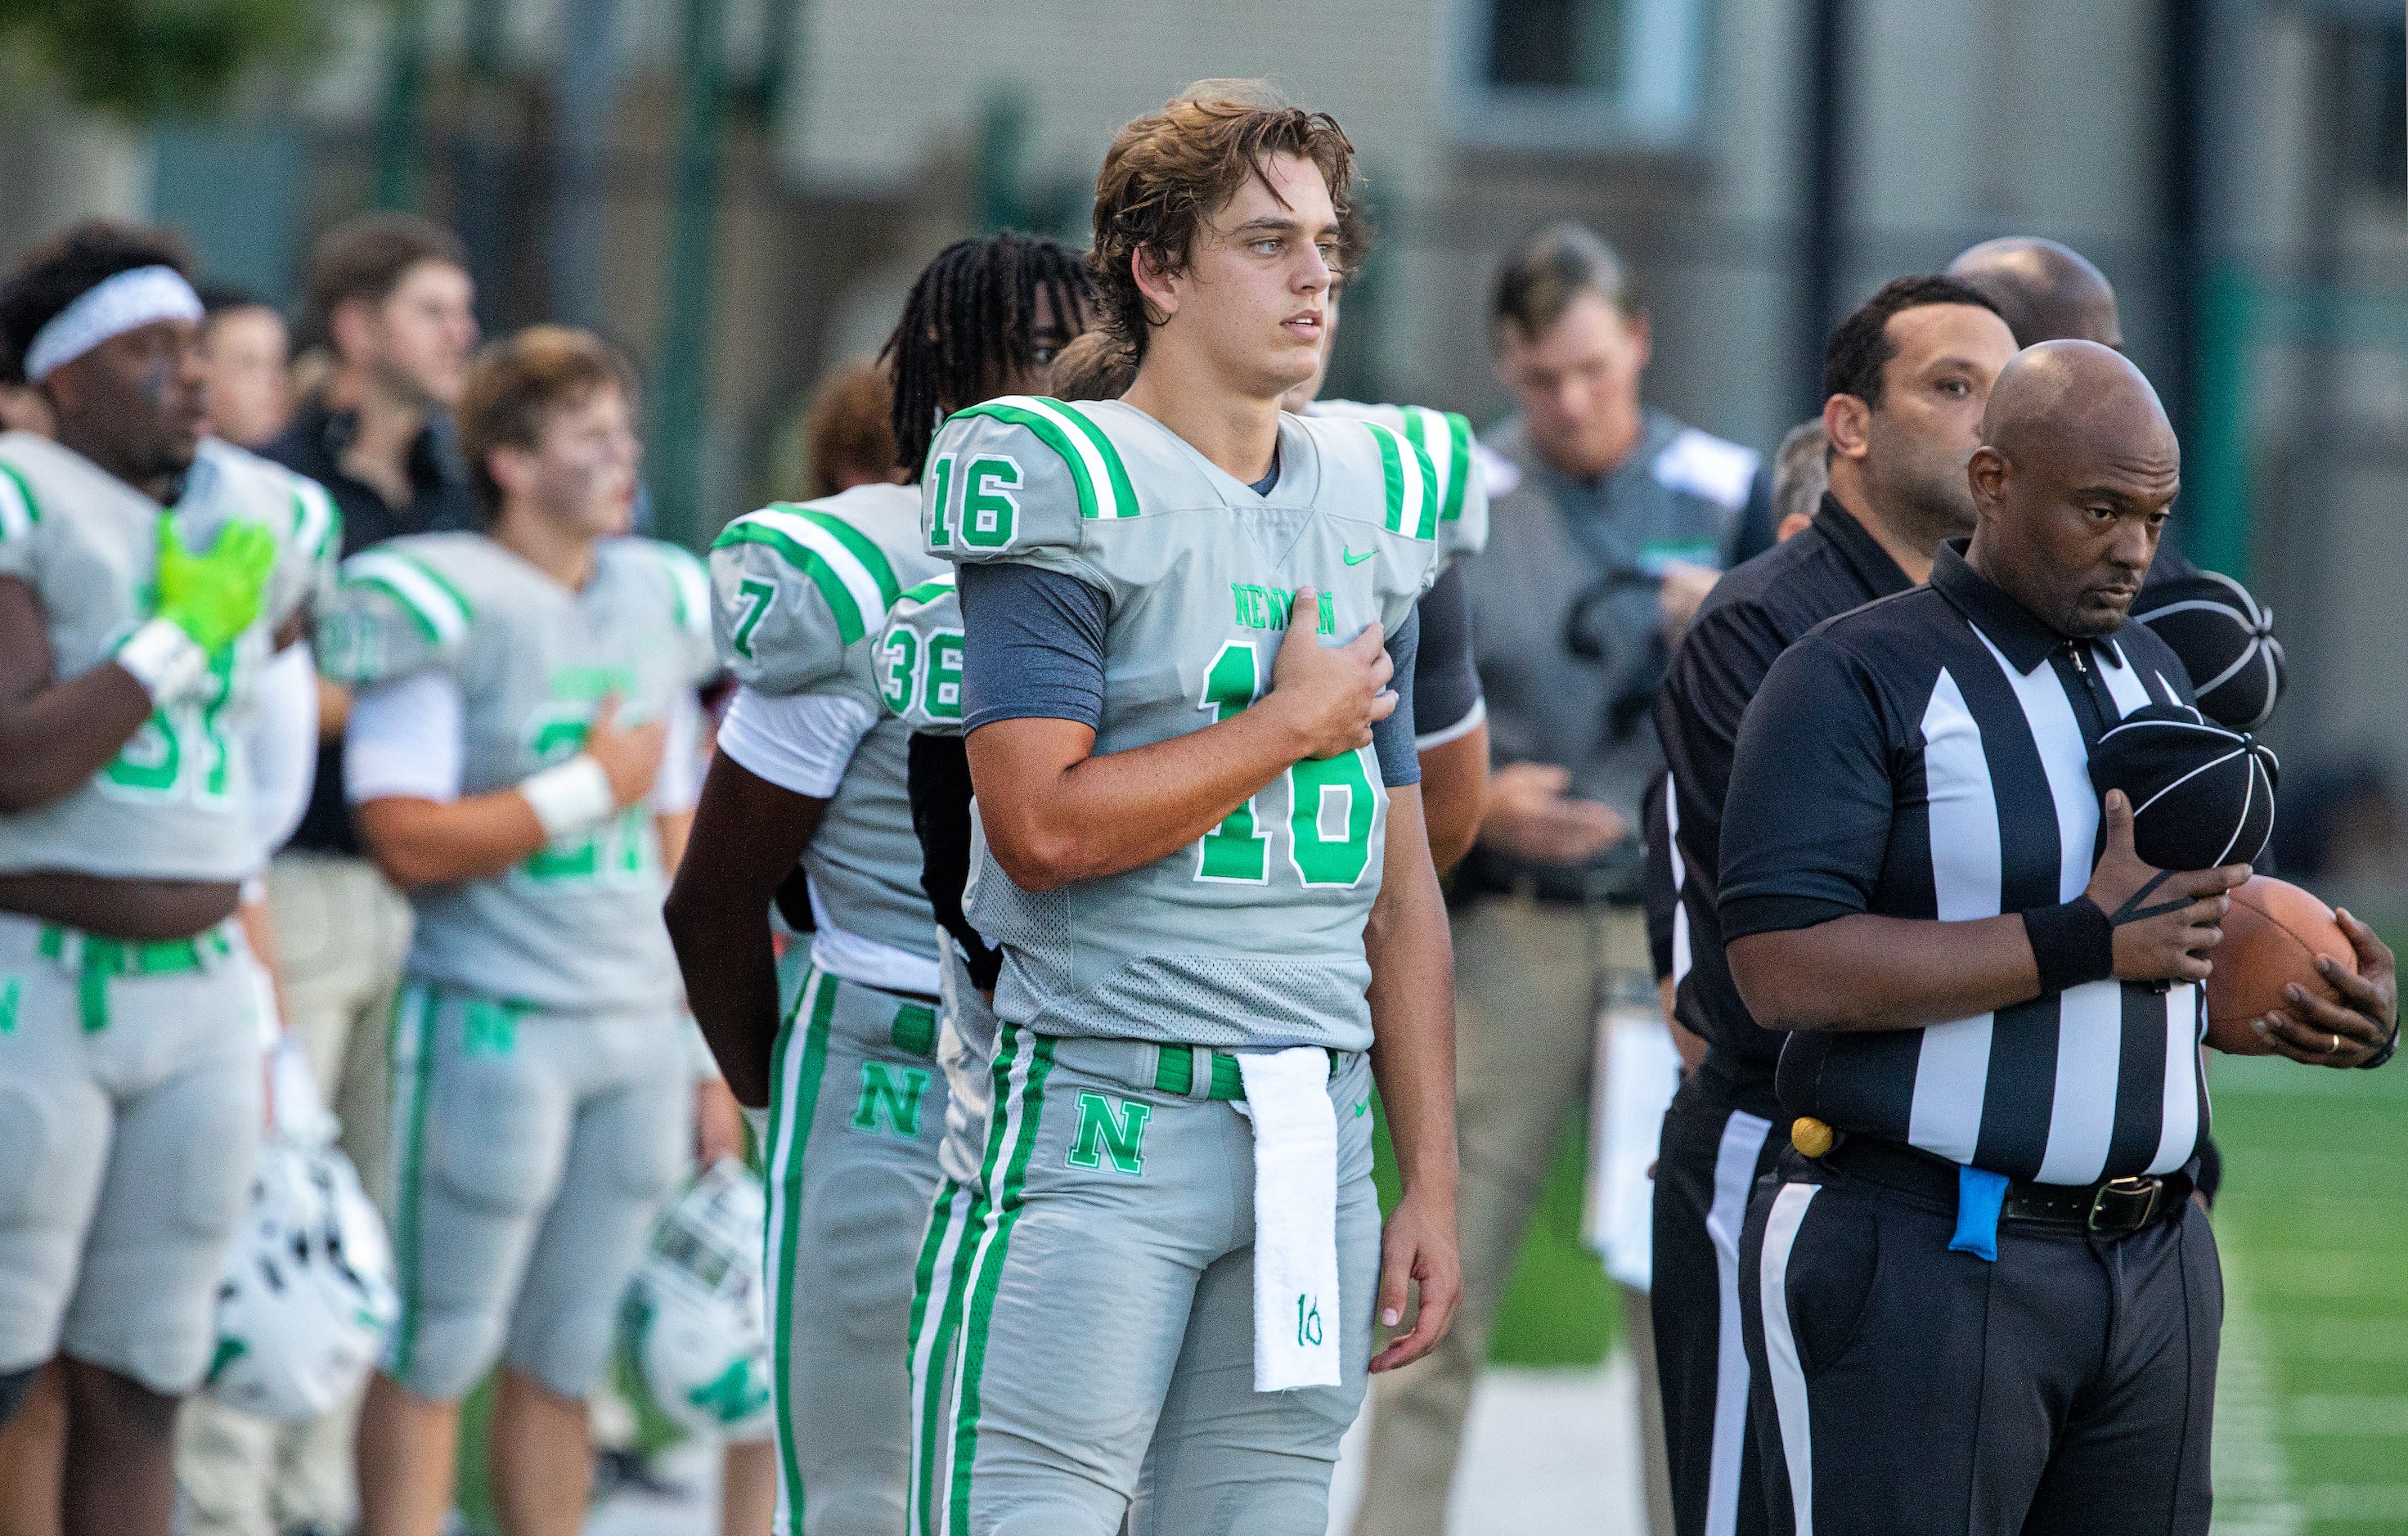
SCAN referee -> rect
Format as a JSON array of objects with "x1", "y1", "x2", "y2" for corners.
[
  {"x1": 1647, "y1": 275, "x2": 2015, "y2": 1536},
  {"x1": 1719, "y1": 342, "x2": 2397, "y2": 1533}
]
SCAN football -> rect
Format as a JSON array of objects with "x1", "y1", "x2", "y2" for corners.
[{"x1": 2204, "y1": 876, "x2": 2357, "y2": 1054}]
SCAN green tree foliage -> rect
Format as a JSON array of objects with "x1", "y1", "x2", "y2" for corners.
[{"x1": 0, "y1": 0, "x2": 331, "y2": 120}]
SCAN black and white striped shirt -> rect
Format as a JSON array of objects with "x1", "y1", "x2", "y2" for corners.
[{"x1": 1718, "y1": 541, "x2": 2206, "y2": 1184}]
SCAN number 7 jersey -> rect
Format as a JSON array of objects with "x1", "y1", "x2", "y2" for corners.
[{"x1": 926, "y1": 397, "x2": 1444, "y2": 1053}]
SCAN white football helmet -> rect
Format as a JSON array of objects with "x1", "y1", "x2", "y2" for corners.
[
  {"x1": 619, "y1": 1159, "x2": 774, "y2": 1442},
  {"x1": 203, "y1": 1136, "x2": 399, "y2": 1421}
]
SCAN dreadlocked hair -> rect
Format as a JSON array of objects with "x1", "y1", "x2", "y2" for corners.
[{"x1": 880, "y1": 230, "x2": 1094, "y2": 481}]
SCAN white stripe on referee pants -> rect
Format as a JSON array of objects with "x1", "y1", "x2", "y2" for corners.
[
  {"x1": 1759, "y1": 1183, "x2": 1820, "y2": 1536},
  {"x1": 1705, "y1": 1107, "x2": 1774, "y2": 1536},
  {"x1": 1908, "y1": 668, "x2": 1997, "y2": 1164}
]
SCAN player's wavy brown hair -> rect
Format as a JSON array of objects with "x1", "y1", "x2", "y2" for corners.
[
  {"x1": 1089, "y1": 81, "x2": 1356, "y2": 362},
  {"x1": 458, "y1": 325, "x2": 638, "y2": 523}
]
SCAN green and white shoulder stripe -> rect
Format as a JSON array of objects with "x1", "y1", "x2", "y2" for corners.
[
  {"x1": 645, "y1": 539, "x2": 712, "y2": 640},
  {"x1": 0, "y1": 461, "x2": 38, "y2": 543},
  {"x1": 341, "y1": 548, "x2": 473, "y2": 646},
  {"x1": 949, "y1": 397, "x2": 1140, "y2": 521},
  {"x1": 714, "y1": 502, "x2": 903, "y2": 646},
  {"x1": 897, "y1": 571, "x2": 957, "y2": 605},
  {"x1": 1396, "y1": 406, "x2": 1474, "y2": 526},
  {"x1": 1361, "y1": 420, "x2": 1441, "y2": 542},
  {"x1": 290, "y1": 477, "x2": 340, "y2": 566}
]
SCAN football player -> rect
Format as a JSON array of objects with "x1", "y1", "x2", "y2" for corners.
[
  {"x1": 322, "y1": 326, "x2": 717, "y2": 1536},
  {"x1": 910, "y1": 82, "x2": 1460, "y2": 1534},
  {"x1": 0, "y1": 222, "x2": 335, "y2": 1536},
  {"x1": 663, "y1": 229, "x2": 1092, "y2": 1536}
]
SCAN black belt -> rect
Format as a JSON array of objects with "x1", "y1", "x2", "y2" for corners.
[{"x1": 1818, "y1": 1134, "x2": 2190, "y2": 1235}]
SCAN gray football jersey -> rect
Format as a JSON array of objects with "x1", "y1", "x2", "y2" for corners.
[
  {"x1": 928, "y1": 397, "x2": 1444, "y2": 1052},
  {"x1": 0, "y1": 432, "x2": 336, "y2": 883},
  {"x1": 710, "y1": 483, "x2": 950, "y2": 971},
  {"x1": 318, "y1": 532, "x2": 717, "y2": 1012},
  {"x1": 1307, "y1": 400, "x2": 1489, "y2": 574}
]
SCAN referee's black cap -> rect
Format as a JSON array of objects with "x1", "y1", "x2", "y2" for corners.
[
  {"x1": 2090, "y1": 704, "x2": 2277, "y2": 872},
  {"x1": 2129, "y1": 568, "x2": 2284, "y2": 731}
]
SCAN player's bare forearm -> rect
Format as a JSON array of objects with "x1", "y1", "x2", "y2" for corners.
[
  {"x1": 1365, "y1": 791, "x2": 1458, "y2": 1201},
  {"x1": 1730, "y1": 914, "x2": 2043, "y2": 1032},
  {"x1": 1415, "y1": 721, "x2": 1488, "y2": 875},
  {"x1": 967, "y1": 703, "x2": 1322, "y2": 891},
  {"x1": 354, "y1": 793, "x2": 552, "y2": 889},
  {"x1": 0, "y1": 576, "x2": 160, "y2": 812},
  {"x1": 1363, "y1": 789, "x2": 1462, "y2": 1371},
  {"x1": 663, "y1": 754, "x2": 830, "y2": 1107}
]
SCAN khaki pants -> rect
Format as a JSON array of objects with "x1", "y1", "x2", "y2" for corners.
[
  {"x1": 175, "y1": 853, "x2": 411, "y2": 1536},
  {"x1": 1350, "y1": 896, "x2": 1672, "y2": 1536}
]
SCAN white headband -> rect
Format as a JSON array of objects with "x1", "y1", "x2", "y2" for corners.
[{"x1": 24, "y1": 266, "x2": 204, "y2": 383}]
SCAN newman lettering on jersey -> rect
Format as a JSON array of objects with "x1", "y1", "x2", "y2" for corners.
[{"x1": 1230, "y1": 583, "x2": 1337, "y2": 635}]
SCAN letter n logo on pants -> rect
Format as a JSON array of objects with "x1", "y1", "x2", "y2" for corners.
[
  {"x1": 851, "y1": 1062, "x2": 929, "y2": 1138},
  {"x1": 1067, "y1": 1090, "x2": 1150, "y2": 1176}
]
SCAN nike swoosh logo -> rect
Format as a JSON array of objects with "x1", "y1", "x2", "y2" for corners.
[
  {"x1": 1353, "y1": 1099, "x2": 1370, "y2": 1117},
  {"x1": 1342, "y1": 548, "x2": 1377, "y2": 566}
]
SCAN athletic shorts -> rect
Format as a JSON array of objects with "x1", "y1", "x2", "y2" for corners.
[
  {"x1": 0, "y1": 911, "x2": 263, "y2": 1394},
  {"x1": 761, "y1": 959, "x2": 950, "y2": 1536},
  {"x1": 910, "y1": 1025, "x2": 1380, "y2": 1536},
  {"x1": 381, "y1": 981, "x2": 688, "y2": 1403}
]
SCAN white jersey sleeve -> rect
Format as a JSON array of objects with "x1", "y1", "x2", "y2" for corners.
[
  {"x1": 345, "y1": 669, "x2": 466, "y2": 804},
  {"x1": 710, "y1": 503, "x2": 900, "y2": 705},
  {"x1": 716, "y1": 685, "x2": 878, "y2": 799},
  {"x1": 651, "y1": 684, "x2": 706, "y2": 815},
  {"x1": 245, "y1": 640, "x2": 321, "y2": 863},
  {"x1": 317, "y1": 545, "x2": 474, "y2": 688}
]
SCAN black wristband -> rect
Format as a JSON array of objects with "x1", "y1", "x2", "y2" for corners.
[
  {"x1": 2359, "y1": 1022, "x2": 2400, "y2": 1071},
  {"x1": 2024, "y1": 896, "x2": 2116, "y2": 995}
]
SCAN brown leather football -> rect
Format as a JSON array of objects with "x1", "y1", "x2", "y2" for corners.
[{"x1": 2204, "y1": 876, "x2": 2356, "y2": 1054}]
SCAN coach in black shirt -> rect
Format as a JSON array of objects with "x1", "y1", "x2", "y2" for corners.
[
  {"x1": 1719, "y1": 343, "x2": 2397, "y2": 1534},
  {"x1": 1646, "y1": 276, "x2": 2014, "y2": 1536}
]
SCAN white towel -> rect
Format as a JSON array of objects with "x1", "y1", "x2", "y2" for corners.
[{"x1": 1234, "y1": 1046, "x2": 1343, "y2": 1391}]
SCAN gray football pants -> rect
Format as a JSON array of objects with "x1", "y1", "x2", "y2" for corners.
[
  {"x1": 761, "y1": 959, "x2": 950, "y2": 1536},
  {"x1": 0, "y1": 913, "x2": 261, "y2": 1395},
  {"x1": 1353, "y1": 896, "x2": 1672, "y2": 1536},
  {"x1": 380, "y1": 981, "x2": 687, "y2": 1403},
  {"x1": 910, "y1": 1026, "x2": 1380, "y2": 1536}
]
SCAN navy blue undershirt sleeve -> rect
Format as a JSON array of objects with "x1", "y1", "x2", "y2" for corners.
[
  {"x1": 1372, "y1": 606, "x2": 1420, "y2": 788},
  {"x1": 1718, "y1": 635, "x2": 1897, "y2": 940},
  {"x1": 1408, "y1": 564, "x2": 1481, "y2": 743},
  {"x1": 957, "y1": 563, "x2": 1110, "y2": 732}
]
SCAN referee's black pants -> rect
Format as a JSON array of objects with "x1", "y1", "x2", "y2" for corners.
[
  {"x1": 1651, "y1": 1067, "x2": 1786, "y2": 1536},
  {"x1": 1738, "y1": 1146, "x2": 2220, "y2": 1536}
]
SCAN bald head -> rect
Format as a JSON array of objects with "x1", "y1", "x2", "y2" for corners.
[
  {"x1": 1946, "y1": 237, "x2": 2122, "y2": 350},
  {"x1": 1967, "y1": 341, "x2": 2178, "y2": 638}
]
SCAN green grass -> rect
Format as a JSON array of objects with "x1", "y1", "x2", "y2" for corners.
[
  {"x1": 1371, "y1": 1098, "x2": 1620, "y2": 1368},
  {"x1": 2209, "y1": 1050, "x2": 2408, "y2": 1534}
]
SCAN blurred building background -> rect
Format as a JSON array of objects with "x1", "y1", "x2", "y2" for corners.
[{"x1": 0, "y1": 0, "x2": 2401, "y2": 895}]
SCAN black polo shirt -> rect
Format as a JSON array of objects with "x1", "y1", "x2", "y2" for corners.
[
  {"x1": 260, "y1": 397, "x2": 476, "y2": 856},
  {"x1": 1718, "y1": 541, "x2": 2208, "y2": 1184},
  {"x1": 1650, "y1": 494, "x2": 1913, "y2": 1114}
]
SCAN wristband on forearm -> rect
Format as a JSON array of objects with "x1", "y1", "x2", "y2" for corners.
[
  {"x1": 518, "y1": 754, "x2": 618, "y2": 841},
  {"x1": 2360, "y1": 1022, "x2": 2400, "y2": 1071},
  {"x1": 113, "y1": 617, "x2": 210, "y2": 705},
  {"x1": 2023, "y1": 896, "x2": 2116, "y2": 995}
]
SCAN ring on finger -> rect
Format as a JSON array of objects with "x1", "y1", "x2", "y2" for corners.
[{"x1": 2328, "y1": 1031, "x2": 2342, "y2": 1053}]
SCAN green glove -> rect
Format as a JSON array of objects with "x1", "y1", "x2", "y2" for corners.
[{"x1": 156, "y1": 514, "x2": 277, "y2": 653}]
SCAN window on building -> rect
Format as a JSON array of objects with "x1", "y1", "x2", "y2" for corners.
[{"x1": 1454, "y1": 0, "x2": 1705, "y2": 149}]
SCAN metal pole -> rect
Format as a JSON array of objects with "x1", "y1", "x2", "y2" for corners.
[
  {"x1": 1796, "y1": 0, "x2": 1849, "y2": 420},
  {"x1": 2158, "y1": 0, "x2": 2206, "y2": 448},
  {"x1": 652, "y1": 0, "x2": 727, "y2": 550},
  {"x1": 374, "y1": 4, "x2": 429, "y2": 212}
]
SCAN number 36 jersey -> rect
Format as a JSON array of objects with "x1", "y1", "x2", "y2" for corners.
[
  {"x1": 0, "y1": 431, "x2": 335, "y2": 883},
  {"x1": 318, "y1": 532, "x2": 719, "y2": 1013},
  {"x1": 926, "y1": 397, "x2": 1444, "y2": 1053}
]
